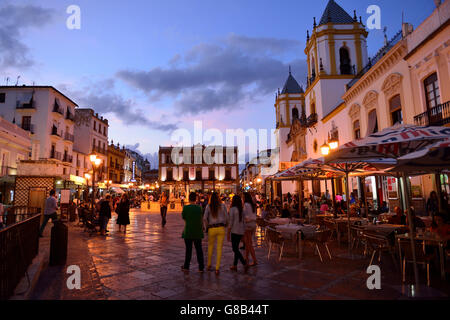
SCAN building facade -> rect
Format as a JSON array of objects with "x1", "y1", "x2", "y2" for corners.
[
  {"x1": 277, "y1": 0, "x2": 450, "y2": 213},
  {"x1": 74, "y1": 108, "x2": 109, "y2": 182},
  {"x1": 159, "y1": 145, "x2": 239, "y2": 195},
  {"x1": 0, "y1": 116, "x2": 31, "y2": 204},
  {"x1": 108, "y1": 142, "x2": 126, "y2": 184}
]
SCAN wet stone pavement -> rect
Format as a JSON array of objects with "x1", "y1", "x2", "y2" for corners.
[{"x1": 30, "y1": 209, "x2": 450, "y2": 300}]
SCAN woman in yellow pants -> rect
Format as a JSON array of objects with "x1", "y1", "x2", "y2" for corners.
[{"x1": 203, "y1": 192, "x2": 229, "y2": 275}]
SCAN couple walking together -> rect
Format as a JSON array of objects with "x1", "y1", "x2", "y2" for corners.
[{"x1": 181, "y1": 192, "x2": 257, "y2": 275}]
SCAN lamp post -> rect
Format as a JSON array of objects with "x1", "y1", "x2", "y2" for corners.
[
  {"x1": 89, "y1": 153, "x2": 102, "y2": 216},
  {"x1": 84, "y1": 173, "x2": 92, "y2": 206}
]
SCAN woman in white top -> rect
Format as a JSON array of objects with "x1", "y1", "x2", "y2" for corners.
[{"x1": 243, "y1": 192, "x2": 257, "y2": 266}]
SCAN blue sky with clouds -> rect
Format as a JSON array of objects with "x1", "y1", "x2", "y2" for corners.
[{"x1": 0, "y1": 0, "x2": 436, "y2": 165}]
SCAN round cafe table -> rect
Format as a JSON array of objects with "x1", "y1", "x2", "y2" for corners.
[{"x1": 275, "y1": 224, "x2": 318, "y2": 259}]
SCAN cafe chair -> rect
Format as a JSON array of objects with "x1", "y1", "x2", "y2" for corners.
[
  {"x1": 322, "y1": 219, "x2": 337, "y2": 241},
  {"x1": 305, "y1": 229, "x2": 333, "y2": 263},
  {"x1": 350, "y1": 225, "x2": 366, "y2": 253},
  {"x1": 336, "y1": 222, "x2": 348, "y2": 247},
  {"x1": 364, "y1": 232, "x2": 397, "y2": 269},
  {"x1": 266, "y1": 227, "x2": 285, "y2": 262},
  {"x1": 398, "y1": 239, "x2": 434, "y2": 287},
  {"x1": 256, "y1": 218, "x2": 269, "y2": 244}
]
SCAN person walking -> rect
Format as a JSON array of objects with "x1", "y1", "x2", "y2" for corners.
[
  {"x1": 181, "y1": 192, "x2": 205, "y2": 273},
  {"x1": 203, "y1": 192, "x2": 228, "y2": 275},
  {"x1": 243, "y1": 192, "x2": 257, "y2": 266},
  {"x1": 39, "y1": 189, "x2": 59, "y2": 237},
  {"x1": 116, "y1": 193, "x2": 131, "y2": 233},
  {"x1": 160, "y1": 192, "x2": 168, "y2": 227},
  {"x1": 228, "y1": 195, "x2": 248, "y2": 272},
  {"x1": 99, "y1": 194, "x2": 113, "y2": 236}
]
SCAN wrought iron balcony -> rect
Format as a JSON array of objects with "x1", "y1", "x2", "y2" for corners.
[
  {"x1": 62, "y1": 154, "x2": 73, "y2": 163},
  {"x1": 414, "y1": 101, "x2": 450, "y2": 126},
  {"x1": 49, "y1": 151, "x2": 62, "y2": 160},
  {"x1": 64, "y1": 132, "x2": 74, "y2": 142}
]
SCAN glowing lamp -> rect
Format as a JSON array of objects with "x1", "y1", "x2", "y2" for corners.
[
  {"x1": 329, "y1": 139, "x2": 339, "y2": 150},
  {"x1": 320, "y1": 142, "x2": 330, "y2": 156}
]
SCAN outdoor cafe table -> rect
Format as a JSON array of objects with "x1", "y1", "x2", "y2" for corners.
[
  {"x1": 363, "y1": 224, "x2": 409, "y2": 247},
  {"x1": 334, "y1": 217, "x2": 369, "y2": 225},
  {"x1": 396, "y1": 233, "x2": 447, "y2": 280},
  {"x1": 275, "y1": 224, "x2": 318, "y2": 259}
]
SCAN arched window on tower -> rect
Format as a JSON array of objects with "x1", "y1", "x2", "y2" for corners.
[
  {"x1": 311, "y1": 56, "x2": 316, "y2": 80},
  {"x1": 339, "y1": 47, "x2": 352, "y2": 75},
  {"x1": 311, "y1": 103, "x2": 316, "y2": 115},
  {"x1": 292, "y1": 107, "x2": 299, "y2": 120}
]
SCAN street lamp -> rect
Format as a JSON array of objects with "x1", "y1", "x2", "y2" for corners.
[
  {"x1": 329, "y1": 138, "x2": 339, "y2": 150},
  {"x1": 320, "y1": 141, "x2": 330, "y2": 156},
  {"x1": 104, "y1": 180, "x2": 112, "y2": 189},
  {"x1": 89, "y1": 153, "x2": 102, "y2": 215}
]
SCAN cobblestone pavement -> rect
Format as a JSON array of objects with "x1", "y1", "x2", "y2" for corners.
[{"x1": 30, "y1": 209, "x2": 450, "y2": 300}]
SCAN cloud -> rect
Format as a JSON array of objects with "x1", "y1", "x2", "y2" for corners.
[
  {"x1": 125, "y1": 143, "x2": 159, "y2": 169},
  {"x1": 117, "y1": 34, "x2": 307, "y2": 115},
  {"x1": 59, "y1": 80, "x2": 179, "y2": 132},
  {"x1": 0, "y1": 3, "x2": 55, "y2": 68}
]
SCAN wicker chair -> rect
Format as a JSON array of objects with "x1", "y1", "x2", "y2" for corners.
[
  {"x1": 266, "y1": 227, "x2": 286, "y2": 261},
  {"x1": 398, "y1": 239, "x2": 434, "y2": 286}
]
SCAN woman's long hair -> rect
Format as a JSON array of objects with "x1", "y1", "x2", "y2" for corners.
[
  {"x1": 209, "y1": 192, "x2": 221, "y2": 218},
  {"x1": 243, "y1": 192, "x2": 256, "y2": 213},
  {"x1": 231, "y1": 195, "x2": 243, "y2": 222}
]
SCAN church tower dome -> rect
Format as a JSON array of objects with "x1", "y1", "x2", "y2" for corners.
[{"x1": 305, "y1": 0, "x2": 368, "y2": 88}]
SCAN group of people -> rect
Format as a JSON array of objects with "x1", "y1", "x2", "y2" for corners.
[{"x1": 180, "y1": 192, "x2": 258, "y2": 275}]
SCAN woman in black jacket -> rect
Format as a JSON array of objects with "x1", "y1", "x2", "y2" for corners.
[
  {"x1": 99, "y1": 195, "x2": 112, "y2": 236},
  {"x1": 116, "y1": 193, "x2": 131, "y2": 233}
]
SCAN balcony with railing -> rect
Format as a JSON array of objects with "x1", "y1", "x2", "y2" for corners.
[
  {"x1": 414, "y1": 101, "x2": 450, "y2": 126},
  {"x1": 64, "y1": 132, "x2": 74, "y2": 142},
  {"x1": 62, "y1": 154, "x2": 73, "y2": 163},
  {"x1": 16, "y1": 99, "x2": 35, "y2": 110},
  {"x1": 92, "y1": 146, "x2": 107, "y2": 155},
  {"x1": 49, "y1": 150, "x2": 62, "y2": 160},
  {"x1": 346, "y1": 30, "x2": 403, "y2": 90}
]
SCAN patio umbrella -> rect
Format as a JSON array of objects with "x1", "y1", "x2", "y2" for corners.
[{"x1": 326, "y1": 125, "x2": 450, "y2": 286}]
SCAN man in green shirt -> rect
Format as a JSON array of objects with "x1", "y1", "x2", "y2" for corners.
[{"x1": 181, "y1": 192, "x2": 205, "y2": 272}]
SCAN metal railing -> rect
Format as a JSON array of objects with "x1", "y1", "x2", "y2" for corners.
[
  {"x1": 16, "y1": 101, "x2": 35, "y2": 110},
  {"x1": 346, "y1": 30, "x2": 403, "y2": 90},
  {"x1": 0, "y1": 207, "x2": 41, "y2": 300},
  {"x1": 62, "y1": 154, "x2": 73, "y2": 163},
  {"x1": 64, "y1": 132, "x2": 74, "y2": 142},
  {"x1": 50, "y1": 150, "x2": 62, "y2": 160},
  {"x1": 92, "y1": 146, "x2": 107, "y2": 155},
  {"x1": 414, "y1": 101, "x2": 450, "y2": 126}
]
